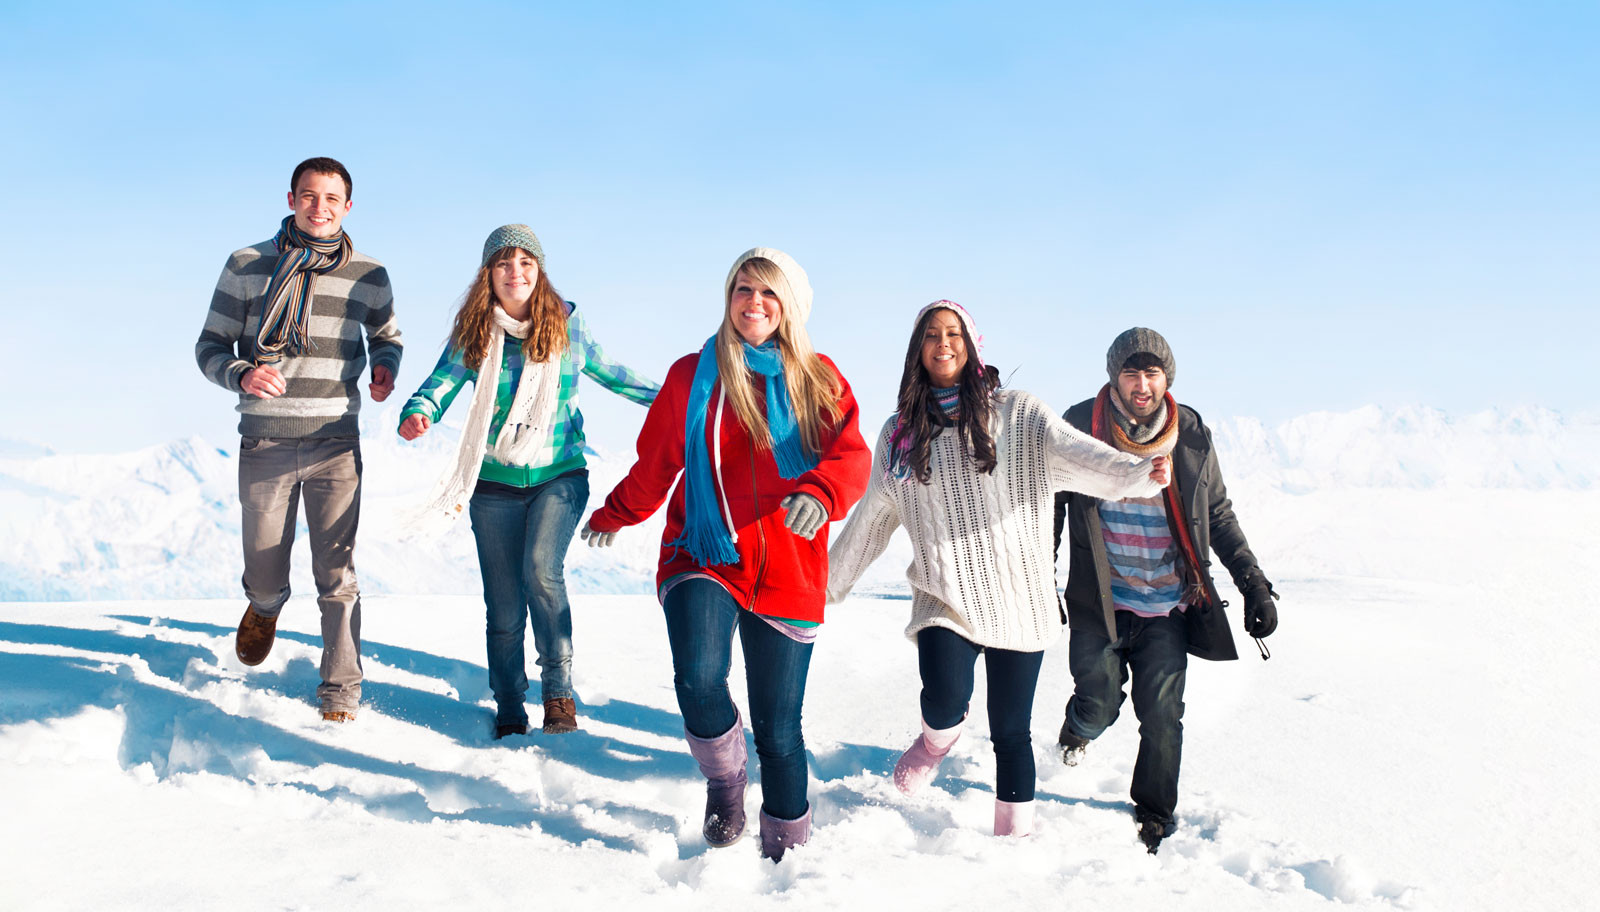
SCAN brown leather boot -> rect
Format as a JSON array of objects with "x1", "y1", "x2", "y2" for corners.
[
  {"x1": 542, "y1": 697, "x2": 578, "y2": 734},
  {"x1": 235, "y1": 604, "x2": 278, "y2": 666},
  {"x1": 322, "y1": 710, "x2": 356, "y2": 723}
]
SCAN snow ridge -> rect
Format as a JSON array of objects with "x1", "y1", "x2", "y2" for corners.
[{"x1": 0, "y1": 404, "x2": 1589, "y2": 601}]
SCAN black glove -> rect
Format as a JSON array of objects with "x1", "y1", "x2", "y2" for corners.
[{"x1": 1243, "y1": 582, "x2": 1278, "y2": 638}]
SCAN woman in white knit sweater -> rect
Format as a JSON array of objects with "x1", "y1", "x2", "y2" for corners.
[{"x1": 826, "y1": 300, "x2": 1168, "y2": 837}]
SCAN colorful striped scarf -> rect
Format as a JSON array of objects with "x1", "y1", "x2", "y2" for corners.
[
  {"x1": 254, "y1": 215, "x2": 354, "y2": 365},
  {"x1": 670, "y1": 336, "x2": 817, "y2": 567}
]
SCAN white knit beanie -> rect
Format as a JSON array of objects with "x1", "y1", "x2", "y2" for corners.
[{"x1": 724, "y1": 247, "x2": 813, "y2": 325}]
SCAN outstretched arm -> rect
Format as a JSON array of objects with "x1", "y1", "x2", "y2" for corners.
[
  {"x1": 572, "y1": 307, "x2": 660, "y2": 406},
  {"x1": 825, "y1": 420, "x2": 901, "y2": 604},
  {"x1": 1041, "y1": 399, "x2": 1165, "y2": 500},
  {"x1": 397, "y1": 344, "x2": 475, "y2": 435},
  {"x1": 585, "y1": 358, "x2": 691, "y2": 533}
]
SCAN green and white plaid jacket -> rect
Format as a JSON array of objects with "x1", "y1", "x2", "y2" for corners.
[{"x1": 401, "y1": 303, "x2": 658, "y2": 487}]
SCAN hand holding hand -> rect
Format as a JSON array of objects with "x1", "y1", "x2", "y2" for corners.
[
  {"x1": 780, "y1": 493, "x2": 827, "y2": 540},
  {"x1": 579, "y1": 519, "x2": 616, "y2": 548},
  {"x1": 370, "y1": 365, "x2": 395, "y2": 402},
  {"x1": 399, "y1": 413, "x2": 431, "y2": 441},
  {"x1": 1148, "y1": 455, "x2": 1170, "y2": 487},
  {"x1": 241, "y1": 365, "x2": 286, "y2": 399}
]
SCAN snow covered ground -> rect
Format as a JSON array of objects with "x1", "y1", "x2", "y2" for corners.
[{"x1": 2, "y1": 408, "x2": 1598, "y2": 909}]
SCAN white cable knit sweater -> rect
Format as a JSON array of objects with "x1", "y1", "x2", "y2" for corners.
[{"x1": 827, "y1": 390, "x2": 1164, "y2": 651}]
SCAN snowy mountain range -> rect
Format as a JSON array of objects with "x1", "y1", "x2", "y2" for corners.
[{"x1": 2, "y1": 403, "x2": 1592, "y2": 602}]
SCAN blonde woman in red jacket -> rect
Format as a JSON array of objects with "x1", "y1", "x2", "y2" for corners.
[{"x1": 580, "y1": 247, "x2": 870, "y2": 861}]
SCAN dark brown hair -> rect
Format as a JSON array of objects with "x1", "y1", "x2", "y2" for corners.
[
  {"x1": 290, "y1": 157, "x2": 353, "y2": 199},
  {"x1": 888, "y1": 307, "x2": 1001, "y2": 484}
]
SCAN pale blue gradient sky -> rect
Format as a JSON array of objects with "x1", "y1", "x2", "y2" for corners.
[{"x1": 2, "y1": 1, "x2": 1594, "y2": 454}]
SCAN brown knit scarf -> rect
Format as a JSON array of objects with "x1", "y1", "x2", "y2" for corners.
[{"x1": 1096, "y1": 385, "x2": 1179, "y2": 458}]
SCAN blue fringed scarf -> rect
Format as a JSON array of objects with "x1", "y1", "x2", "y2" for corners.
[{"x1": 670, "y1": 336, "x2": 818, "y2": 566}]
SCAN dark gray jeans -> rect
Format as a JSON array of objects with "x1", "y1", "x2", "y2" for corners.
[
  {"x1": 1064, "y1": 610, "x2": 1188, "y2": 828},
  {"x1": 238, "y1": 435, "x2": 363, "y2": 712}
]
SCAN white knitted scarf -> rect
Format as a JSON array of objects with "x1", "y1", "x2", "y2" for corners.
[{"x1": 406, "y1": 307, "x2": 562, "y2": 537}]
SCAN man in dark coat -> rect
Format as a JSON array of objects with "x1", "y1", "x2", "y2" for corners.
[{"x1": 1052, "y1": 327, "x2": 1278, "y2": 854}]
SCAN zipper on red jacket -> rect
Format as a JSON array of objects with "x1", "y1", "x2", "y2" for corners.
[{"x1": 748, "y1": 443, "x2": 767, "y2": 613}]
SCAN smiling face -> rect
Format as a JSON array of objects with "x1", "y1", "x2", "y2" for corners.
[
  {"x1": 728, "y1": 266, "x2": 783, "y2": 346},
  {"x1": 919, "y1": 309, "x2": 968, "y2": 387},
  {"x1": 1116, "y1": 364, "x2": 1169, "y2": 422},
  {"x1": 490, "y1": 248, "x2": 540, "y2": 316},
  {"x1": 286, "y1": 171, "x2": 353, "y2": 238}
]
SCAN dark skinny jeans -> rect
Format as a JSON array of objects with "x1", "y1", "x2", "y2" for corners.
[
  {"x1": 917, "y1": 626, "x2": 1045, "y2": 803},
  {"x1": 663, "y1": 578, "x2": 813, "y2": 821}
]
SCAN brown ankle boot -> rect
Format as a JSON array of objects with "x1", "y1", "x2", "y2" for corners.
[
  {"x1": 235, "y1": 604, "x2": 278, "y2": 666},
  {"x1": 542, "y1": 698, "x2": 578, "y2": 734}
]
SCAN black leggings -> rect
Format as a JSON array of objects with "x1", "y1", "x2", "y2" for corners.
[{"x1": 916, "y1": 626, "x2": 1045, "y2": 802}]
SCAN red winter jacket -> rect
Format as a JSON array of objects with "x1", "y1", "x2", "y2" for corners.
[{"x1": 587, "y1": 351, "x2": 871, "y2": 623}]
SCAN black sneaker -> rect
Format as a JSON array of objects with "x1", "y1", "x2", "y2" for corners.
[{"x1": 1057, "y1": 721, "x2": 1090, "y2": 766}]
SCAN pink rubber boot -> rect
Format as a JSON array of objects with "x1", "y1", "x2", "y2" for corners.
[
  {"x1": 892, "y1": 718, "x2": 963, "y2": 795},
  {"x1": 994, "y1": 799, "x2": 1035, "y2": 837}
]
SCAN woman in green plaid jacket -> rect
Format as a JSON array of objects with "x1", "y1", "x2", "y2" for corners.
[{"x1": 399, "y1": 224, "x2": 659, "y2": 739}]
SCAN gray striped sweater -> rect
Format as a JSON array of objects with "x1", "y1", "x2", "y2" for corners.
[{"x1": 195, "y1": 239, "x2": 403, "y2": 438}]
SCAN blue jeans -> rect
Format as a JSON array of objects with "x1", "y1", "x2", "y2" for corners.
[
  {"x1": 663, "y1": 578, "x2": 813, "y2": 821},
  {"x1": 468, "y1": 471, "x2": 589, "y2": 727},
  {"x1": 917, "y1": 626, "x2": 1045, "y2": 803},
  {"x1": 1065, "y1": 610, "x2": 1188, "y2": 827}
]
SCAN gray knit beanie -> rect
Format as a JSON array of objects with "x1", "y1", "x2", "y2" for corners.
[
  {"x1": 1106, "y1": 327, "x2": 1175, "y2": 386},
  {"x1": 481, "y1": 224, "x2": 546, "y2": 271}
]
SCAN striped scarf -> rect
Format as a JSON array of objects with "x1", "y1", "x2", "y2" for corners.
[
  {"x1": 254, "y1": 215, "x2": 354, "y2": 365},
  {"x1": 1098, "y1": 385, "x2": 1179, "y2": 458},
  {"x1": 931, "y1": 385, "x2": 961, "y2": 418}
]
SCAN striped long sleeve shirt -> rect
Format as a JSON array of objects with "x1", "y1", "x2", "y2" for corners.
[
  {"x1": 195, "y1": 239, "x2": 403, "y2": 438},
  {"x1": 401, "y1": 304, "x2": 658, "y2": 488},
  {"x1": 1097, "y1": 495, "x2": 1185, "y2": 617}
]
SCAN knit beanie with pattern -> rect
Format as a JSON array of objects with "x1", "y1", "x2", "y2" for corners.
[
  {"x1": 1106, "y1": 327, "x2": 1176, "y2": 386},
  {"x1": 725, "y1": 247, "x2": 813, "y2": 325},
  {"x1": 482, "y1": 224, "x2": 546, "y2": 271}
]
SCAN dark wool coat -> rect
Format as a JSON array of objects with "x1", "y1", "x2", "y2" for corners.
[{"x1": 1052, "y1": 399, "x2": 1264, "y2": 661}]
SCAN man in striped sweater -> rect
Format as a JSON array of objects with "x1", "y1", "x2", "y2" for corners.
[
  {"x1": 194, "y1": 156, "x2": 402, "y2": 722},
  {"x1": 1052, "y1": 327, "x2": 1278, "y2": 854}
]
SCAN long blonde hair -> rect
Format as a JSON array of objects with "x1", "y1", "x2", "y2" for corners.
[
  {"x1": 715, "y1": 257, "x2": 844, "y2": 455},
  {"x1": 448, "y1": 246, "x2": 570, "y2": 365}
]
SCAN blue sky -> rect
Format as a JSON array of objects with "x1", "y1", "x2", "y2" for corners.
[{"x1": 2, "y1": 1, "x2": 1594, "y2": 454}]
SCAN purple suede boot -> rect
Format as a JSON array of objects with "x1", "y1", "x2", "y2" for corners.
[
  {"x1": 759, "y1": 806, "x2": 812, "y2": 862},
  {"x1": 685, "y1": 710, "x2": 748, "y2": 847},
  {"x1": 892, "y1": 718, "x2": 963, "y2": 796}
]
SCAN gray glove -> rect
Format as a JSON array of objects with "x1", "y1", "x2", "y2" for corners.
[
  {"x1": 578, "y1": 520, "x2": 616, "y2": 548},
  {"x1": 780, "y1": 493, "x2": 827, "y2": 540}
]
